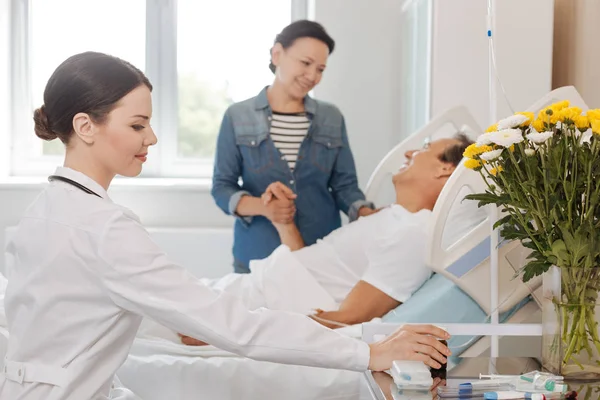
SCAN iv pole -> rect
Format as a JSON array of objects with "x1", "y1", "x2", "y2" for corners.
[{"x1": 487, "y1": 0, "x2": 500, "y2": 359}]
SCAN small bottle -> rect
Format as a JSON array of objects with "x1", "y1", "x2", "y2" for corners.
[
  {"x1": 391, "y1": 360, "x2": 433, "y2": 388},
  {"x1": 516, "y1": 371, "x2": 566, "y2": 393}
]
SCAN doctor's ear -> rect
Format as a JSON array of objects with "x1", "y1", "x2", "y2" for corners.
[{"x1": 72, "y1": 113, "x2": 96, "y2": 144}]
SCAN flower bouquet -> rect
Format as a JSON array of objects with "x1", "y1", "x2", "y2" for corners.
[{"x1": 463, "y1": 101, "x2": 600, "y2": 379}]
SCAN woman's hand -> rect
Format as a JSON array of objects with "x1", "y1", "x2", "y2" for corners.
[
  {"x1": 368, "y1": 324, "x2": 451, "y2": 371},
  {"x1": 358, "y1": 206, "x2": 381, "y2": 218},
  {"x1": 261, "y1": 182, "x2": 297, "y2": 224}
]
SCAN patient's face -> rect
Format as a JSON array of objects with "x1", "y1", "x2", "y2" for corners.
[{"x1": 392, "y1": 138, "x2": 459, "y2": 186}]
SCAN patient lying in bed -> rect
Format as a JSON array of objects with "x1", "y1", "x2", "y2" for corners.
[{"x1": 179, "y1": 134, "x2": 473, "y2": 345}]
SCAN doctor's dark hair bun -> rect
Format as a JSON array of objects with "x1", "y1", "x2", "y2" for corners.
[
  {"x1": 269, "y1": 20, "x2": 335, "y2": 73},
  {"x1": 34, "y1": 51, "x2": 152, "y2": 144},
  {"x1": 33, "y1": 106, "x2": 57, "y2": 141}
]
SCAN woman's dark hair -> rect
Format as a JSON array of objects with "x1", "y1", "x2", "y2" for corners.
[
  {"x1": 269, "y1": 20, "x2": 335, "y2": 73},
  {"x1": 33, "y1": 51, "x2": 152, "y2": 144},
  {"x1": 439, "y1": 133, "x2": 474, "y2": 166}
]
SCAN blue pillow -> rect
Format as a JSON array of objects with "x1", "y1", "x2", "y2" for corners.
[{"x1": 381, "y1": 273, "x2": 530, "y2": 356}]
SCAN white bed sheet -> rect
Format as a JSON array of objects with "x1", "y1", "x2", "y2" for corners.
[
  {"x1": 119, "y1": 319, "x2": 367, "y2": 400},
  {"x1": 119, "y1": 352, "x2": 363, "y2": 400}
]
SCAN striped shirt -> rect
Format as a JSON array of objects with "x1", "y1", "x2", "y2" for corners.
[{"x1": 270, "y1": 112, "x2": 310, "y2": 172}]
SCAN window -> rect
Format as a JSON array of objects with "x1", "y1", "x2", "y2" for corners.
[
  {"x1": 165, "y1": 0, "x2": 292, "y2": 176},
  {"x1": 398, "y1": 0, "x2": 432, "y2": 139},
  {"x1": 11, "y1": 0, "x2": 146, "y2": 174},
  {"x1": 33, "y1": 0, "x2": 146, "y2": 158},
  {"x1": 6, "y1": 0, "x2": 299, "y2": 177}
]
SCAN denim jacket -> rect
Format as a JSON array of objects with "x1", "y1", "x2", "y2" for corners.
[{"x1": 211, "y1": 87, "x2": 373, "y2": 272}]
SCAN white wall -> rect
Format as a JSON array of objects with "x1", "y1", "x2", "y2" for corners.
[
  {"x1": 431, "y1": 0, "x2": 554, "y2": 127},
  {"x1": 552, "y1": 0, "x2": 600, "y2": 108},
  {"x1": 311, "y1": 0, "x2": 405, "y2": 187}
]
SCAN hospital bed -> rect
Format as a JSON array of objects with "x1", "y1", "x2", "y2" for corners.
[
  {"x1": 362, "y1": 86, "x2": 589, "y2": 357},
  {"x1": 116, "y1": 87, "x2": 590, "y2": 399},
  {"x1": 0, "y1": 86, "x2": 589, "y2": 399}
]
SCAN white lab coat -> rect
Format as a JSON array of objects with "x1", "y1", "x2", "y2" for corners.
[{"x1": 0, "y1": 167, "x2": 369, "y2": 400}]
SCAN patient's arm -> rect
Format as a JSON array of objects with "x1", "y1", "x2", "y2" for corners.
[
  {"x1": 311, "y1": 280, "x2": 400, "y2": 329},
  {"x1": 274, "y1": 222, "x2": 305, "y2": 251}
]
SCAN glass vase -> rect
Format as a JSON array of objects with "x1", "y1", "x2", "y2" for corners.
[{"x1": 542, "y1": 266, "x2": 600, "y2": 380}]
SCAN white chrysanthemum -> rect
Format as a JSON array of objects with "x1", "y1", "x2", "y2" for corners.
[
  {"x1": 580, "y1": 130, "x2": 592, "y2": 144},
  {"x1": 526, "y1": 130, "x2": 553, "y2": 144},
  {"x1": 497, "y1": 114, "x2": 529, "y2": 130},
  {"x1": 524, "y1": 148, "x2": 536, "y2": 156},
  {"x1": 480, "y1": 149, "x2": 503, "y2": 161},
  {"x1": 476, "y1": 134, "x2": 493, "y2": 146},
  {"x1": 488, "y1": 129, "x2": 524, "y2": 147}
]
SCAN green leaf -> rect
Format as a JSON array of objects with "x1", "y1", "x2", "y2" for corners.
[
  {"x1": 559, "y1": 225, "x2": 591, "y2": 266},
  {"x1": 500, "y1": 227, "x2": 528, "y2": 241},
  {"x1": 522, "y1": 259, "x2": 552, "y2": 282},
  {"x1": 463, "y1": 193, "x2": 500, "y2": 208},
  {"x1": 521, "y1": 240, "x2": 539, "y2": 250},
  {"x1": 493, "y1": 214, "x2": 513, "y2": 230},
  {"x1": 546, "y1": 239, "x2": 569, "y2": 267}
]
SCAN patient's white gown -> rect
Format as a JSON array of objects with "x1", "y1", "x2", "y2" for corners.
[{"x1": 199, "y1": 204, "x2": 432, "y2": 315}]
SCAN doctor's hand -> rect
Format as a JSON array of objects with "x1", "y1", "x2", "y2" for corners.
[
  {"x1": 178, "y1": 333, "x2": 209, "y2": 346},
  {"x1": 367, "y1": 324, "x2": 451, "y2": 372},
  {"x1": 261, "y1": 182, "x2": 297, "y2": 224}
]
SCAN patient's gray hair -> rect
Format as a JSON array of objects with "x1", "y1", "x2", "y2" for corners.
[{"x1": 439, "y1": 133, "x2": 473, "y2": 166}]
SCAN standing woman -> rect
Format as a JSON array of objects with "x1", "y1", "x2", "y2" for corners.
[{"x1": 211, "y1": 20, "x2": 376, "y2": 273}]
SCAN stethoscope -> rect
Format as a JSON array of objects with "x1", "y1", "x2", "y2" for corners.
[{"x1": 48, "y1": 175, "x2": 102, "y2": 198}]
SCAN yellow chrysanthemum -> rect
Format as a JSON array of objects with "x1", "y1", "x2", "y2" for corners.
[
  {"x1": 509, "y1": 145, "x2": 515, "y2": 152},
  {"x1": 538, "y1": 107, "x2": 560, "y2": 125},
  {"x1": 464, "y1": 159, "x2": 483, "y2": 170},
  {"x1": 516, "y1": 112, "x2": 534, "y2": 127},
  {"x1": 574, "y1": 115, "x2": 590, "y2": 132},
  {"x1": 532, "y1": 118, "x2": 545, "y2": 133},
  {"x1": 463, "y1": 144, "x2": 478, "y2": 158},
  {"x1": 550, "y1": 100, "x2": 570, "y2": 111},
  {"x1": 463, "y1": 144, "x2": 493, "y2": 159},
  {"x1": 485, "y1": 123, "x2": 498, "y2": 133},
  {"x1": 490, "y1": 166, "x2": 504, "y2": 176},
  {"x1": 558, "y1": 106, "x2": 583, "y2": 124},
  {"x1": 591, "y1": 119, "x2": 600, "y2": 136},
  {"x1": 587, "y1": 109, "x2": 600, "y2": 121}
]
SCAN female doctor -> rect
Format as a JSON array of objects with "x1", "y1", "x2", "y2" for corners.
[{"x1": 0, "y1": 52, "x2": 450, "y2": 400}]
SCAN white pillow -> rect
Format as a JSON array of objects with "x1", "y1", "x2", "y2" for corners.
[{"x1": 441, "y1": 185, "x2": 488, "y2": 249}]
